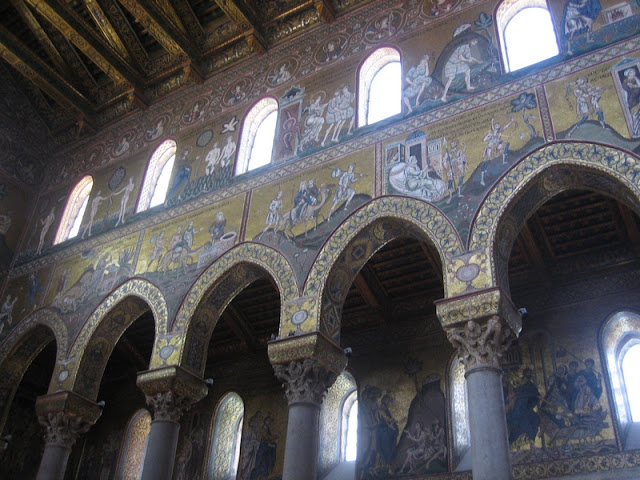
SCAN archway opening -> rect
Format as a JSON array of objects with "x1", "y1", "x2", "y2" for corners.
[
  {"x1": 74, "y1": 311, "x2": 155, "y2": 479},
  {"x1": 501, "y1": 188, "x2": 640, "y2": 463},
  {"x1": 332, "y1": 234, "x2": 447, "y2": 478},
  {"x1": 0, "y1": 337, "x2": 55, "y2": 479}
]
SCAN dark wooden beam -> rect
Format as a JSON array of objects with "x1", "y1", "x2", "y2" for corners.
[
  {"x1": 617, "y1": 202, "x2": 640, "y2": 256},
  {"x1": 0, "y1": 25, "x2": 95, "y2": 122},
  {"x1": 355, "y1": 264, "x2": 393, "y2": 325},
  {"x1": 83, "y1": 0, "x2": 132, "y2": 63},
  {"x1": 169, "y1": 0, "x2": 205, "y2": 45},
  {"x1": 117, "y1": 336, "x2": 149, "y2": 370},
  {"x1": 214, "y1": 0, "x2": 266, "y2": 54},
  {"x1": 25, "y1": 0, "x2": 145, "y2": 94},
  {"x1": 117, "y1": 0, "x2": 200, "y2": 61},
  {"x1": 313, "y1": 0, "x2": 335, "y2": 23},
  {"x1": 224, "y1": 304, "x2": 258, "y2": 352},
  {"x1": 419, "y1": 242, "x2": 443, "y2": 283},
  {"x1": 519, "y1": 222, "x2": 552, "y2": 287}
]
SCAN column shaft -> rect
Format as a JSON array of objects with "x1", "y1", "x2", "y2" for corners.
[
  {"x1": 282, "y1": 402, "x2": 321, "y2": 480},
  {"x1": 466, "y1": 367, "x2": 512, "y2": 480},
  {"x1": 36, "y1": 443, "x2": 72, "y2": 480},
  {"x1": 140, "y1": 419, "x2": 181, "y2": 480}
]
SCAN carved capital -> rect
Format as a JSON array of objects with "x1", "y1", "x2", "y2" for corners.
[
  {"x1": 38, "y1": 411, "x2": 92, "y2": 448},
  {"x1": 273, "y1": 358, "x2": 339, "y2": 405},
  {"x1": 145, "y1": 390, "x2": 193, "y2": 422},
  {"x1": 446, "y1": 316, "x2": 515, "y2": 371}
]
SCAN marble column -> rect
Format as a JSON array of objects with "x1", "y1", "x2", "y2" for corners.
[
  {"x1": 269, "y1": 333, "x2": 347, "y2": 480},
  {"x1": 35, "y1": 391, "x2": 102, "y2": 480},
  {"x1": 137, "y1": 366, "x2": 208, "y2": 480},
  {"x1": 436, "y1": 288, "x2": 521, "y2": 480}
]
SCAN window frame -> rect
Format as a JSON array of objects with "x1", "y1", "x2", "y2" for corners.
[
  {"x1": 496, "y1": 0, "x2": 559, "y2": 73},
  {"x1": 357, "y1": 46, "x2": 402, "y2": 127},
  {"x1": 136, "y1": 139, "x2": 177, "y2": 213},
  {"x1": 601, "y1": 310, "x2": 640, "y2": 449},
  {"x1": 53, "y1": 175, "x2": 93, "y2": 244},
  {"x1": 208, "y1": 392, "x2": 245, "y2": 480},
  {"x1": 114, "y1": 409, "x2": 151, "y2": 480},
  {"x1": 235, "y1": 97, "x2": 279, "y2": 176},
  {"x1": 340, "y1": 388, "x2": 358, "y2": 461}
]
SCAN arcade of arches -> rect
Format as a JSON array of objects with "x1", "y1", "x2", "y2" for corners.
[{"x1": 2, "y1": 1, "x2": 640, "y2": 480}]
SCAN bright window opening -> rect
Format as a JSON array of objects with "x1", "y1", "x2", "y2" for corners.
[
  {"x1": 341, "y1": 389, "x2": 358, "y2": 461},
  {"x1": 248, "y1": 110, "x2": 278, "y2": 171},
  {"x1": 54, "y1": 175, "x2": 93, "y2": 244},
  {"x1": 236, "y1": 98, "x2": 279, "y2": 175},
  {"x1": 623, "y1": 345, "x2": 640, "y2": 422},
  {"x1": 497, "y1": 1, "x2": 559, "y2": 73},
  {"x1": 358, "y1": 47, "x2": 402, "y2": 127},
  {"x1": 137, "y1": 139, "x2": 177, "y2": 212},
  {"x1": 367, "y1": 62, "x2": 402, "y2": 124},
  {"x1": 209, "y1": 392, "x2": 244, "y2": 480}
]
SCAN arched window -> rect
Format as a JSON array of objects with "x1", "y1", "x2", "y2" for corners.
[
  {"x1": 497, "y1": 1, "x2": 559, "y2": 72},
  {"x1": 358, "y1": 47, "x2": 402, "y2": 126},
  {"x1": 319, "y1": 371, "x2": 357, "y2": 474},
  {"x1": 449, "y1": 356, "x2": 471, "y2": 471},
  {"x1": 235, "y1": 98, "x2": 279, "y2": 175},
  {"x1": 54, "y1": 175, "x2": 93, "y2": 244},
  {"x1": 115, "y1": 409, "x2": 151, "y2": 480},
  {"x1": 208, "y1": 392, "x2": 244, "y2": 480},
  {"x1": 601, "y1": 311, "x2": 640, "y2": 450},
  {"x1": 341, "y1": 389, "x2": 358, "y2": 461},
  {"x1": 136, "y1": 139, "x2": 176, "y2": 212}
]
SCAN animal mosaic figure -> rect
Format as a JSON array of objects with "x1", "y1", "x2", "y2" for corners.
[{"x1": 265, "y1": 183, "x2": 332, "y2": 241}]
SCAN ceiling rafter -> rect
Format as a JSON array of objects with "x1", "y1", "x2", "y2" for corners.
[
  {"x1": 83, "y1": 0, "x2": 132, "y2": 63},
  {"x1": 313, "y1": 0, "x2": 335, "y2": 23},
  {"x1": 354, "y1": 264, "x2": 393, "y2": 325},
  {"x1": 117, "y1": 0, "x2": 200, "y2": 62},
  {"x1": 0, "y1": 24, "x2": 95, "y2": 123},
  {"x1": 24, "y1": 0, "x2": 145, "y2": 94},
  {"x1": 168, "y1": 0, "x2": 205, "y2": 45},
  {"x1": 214, "y1": 0, "x2": 266, "y2": 54},
  {"x1": 519, "y1": 222, "x2": 552, "y2": 287},
  {"x1": 224, "y1": 304, "x2": 259, "y2": 352},
  {"x1": 9, "y1": 0, "x2": 70, "y2": 76}
]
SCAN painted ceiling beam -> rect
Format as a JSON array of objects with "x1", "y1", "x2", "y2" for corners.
[
  {"x1": 0, "y1": 24, "x2": 95, "y2": 122},
  {"x1": 9, "y1": 0, "x2": 70, "y2": 76},
  {"x1": 117, "y1": 0, "x2": 200, "y2": 61},
  {"x1": 225, "y1": 304, "x2": 258, "y2": 352},
  {"x1": 24, "y1": 0, "x2": 145, "y2": 94},
  {"x1": 168, "y1": 0, "x2": 205, "y2": 46},
  {"x1": 313, "y1": 0, "x2": 335, "y2": 23},
  {"x1": 83, "y1": 0, "x2": 133, "y2": 63},
  {"x1": 214, "y1": 0, "x2": 266, "y2": 54}
]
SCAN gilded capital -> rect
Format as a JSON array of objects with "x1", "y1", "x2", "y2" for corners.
[
  {"x1": 446, "y1": 316, "x2": 515, "y2": 371},
  {"x1": 35, "y1": 391, "x2": 102, "y2": 448},
  {"x1": 136, "y1": 365, "x2": 208, "y2": 421},
  {"x1": 268, "y1": 332, "x2": 347, "y2": 405},
  {"x1": 273, "y1": 358, "x2": 339, "y2": 405}
]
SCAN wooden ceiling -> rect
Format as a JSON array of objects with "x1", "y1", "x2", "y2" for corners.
[{"x1": 0, "y1": 0, "x2": 358, "y2": 143}]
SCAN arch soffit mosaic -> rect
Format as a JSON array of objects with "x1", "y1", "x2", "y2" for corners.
[
  {"x1": 302, "y1": 196, "x2": 463, "y2": 341},
  {"x1": 469, "y1": 142, "x2": 640, "y2": 293},
  {"x1": 0, "y1": 307, "x2": 67, "y2": 363},
  {"x1": 155, "y1": 243, "x2": 297, "y2": 374},
  {"x1": 54, "y1": 278, "x2": 168, "y2": 398}
]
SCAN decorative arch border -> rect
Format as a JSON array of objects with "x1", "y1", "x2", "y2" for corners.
[
  {"x1": 54, "y1": 278, "x2": 168, "y2": 397},
  {"x1": 469, "y1": 142, "x2": 640, "y2": 291},
  {"x1": 0, "y1": 309, "x2": 65, "y2": 433},
  {"x1": 0, "y1": 307, "x2": 68, "y2": 362},
  {"x1": 303, "y1": 196, "x2": 463, "y2": 339},
  {"x1": 160, "y1": 243, "x2": 297, "y2": 373}
]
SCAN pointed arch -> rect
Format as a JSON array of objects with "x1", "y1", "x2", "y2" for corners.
[
  {"x1": 469, "y1": 142, "x2": 640, "y2": 293},
  {"x1": 0, "y1": 308, "x2": 65, "y2": 433},
  {"x1": 54, "y1": 175, "x2": 93, "y2": 244},
  {"x1": 58, "y1": 279, "x2": 167, "y2": 399},
  {"x1": 169, "y1": 243, "x2": 297, "y2": 375},
  {"x1": 137, "y1": 139, "x2": 177, "y2": 212},
  {"x1": 303, "y1": 196, "x2": 462, "y2": 341},
  {"x1": 357, "y1": 46, "x2": 402, "y2": 126},
  {"x1": 320, "y1": 370, "x2": 357, "y2": 472},
  {"x1": 235, "y1": 97, "x2": 279, "y2": 175}
]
